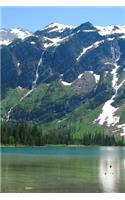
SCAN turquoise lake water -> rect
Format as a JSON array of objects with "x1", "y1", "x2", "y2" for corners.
[{"x1": 1, "y1": 146, "x2": 125, "y2": 192}]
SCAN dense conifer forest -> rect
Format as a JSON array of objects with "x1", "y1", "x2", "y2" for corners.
[{"x1": 1, "y1": 122, "x2": 124, "y2": 146}]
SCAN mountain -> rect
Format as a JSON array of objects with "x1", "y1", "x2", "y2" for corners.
[
  {"x1": 1, "y1": 22, "x2": 125, "y2": 139},
  {"x1": 0, "y1": 28, "x2": 31, "y2": 45}
]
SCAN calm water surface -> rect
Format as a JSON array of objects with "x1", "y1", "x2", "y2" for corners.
[{"x1": 1, "y1": 146, "x2": 125, "y2": 193}]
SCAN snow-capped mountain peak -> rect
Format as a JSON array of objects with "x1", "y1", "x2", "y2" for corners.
[
  {"x1": 10, "y1": 28, "x2": 31, "y2": 39},
  {"x1": 43, "y1": 22, "x2": 76, "y2": 32},
  {"x1": 0, "y1": 28, "x2": 31, "y2": 46},
  {"x1": 96, "y1": 25, "x2": 125, "y2": 36}
]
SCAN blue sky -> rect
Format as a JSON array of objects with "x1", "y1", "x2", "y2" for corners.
[{"x1": 1, "y1": 7, "x2": 125, "y2": 31}]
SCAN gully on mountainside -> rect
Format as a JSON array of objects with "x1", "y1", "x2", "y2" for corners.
[
  {"x1": 95, "y1": 43, "x2": 125, "y2": 135},
  {"x1": 5, "y1": 52, "x2": 45, "y2": 122}
]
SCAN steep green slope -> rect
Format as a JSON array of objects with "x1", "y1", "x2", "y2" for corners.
[
  {"x1": 5, "y1": 82, "x2": 80, "y2": 122},
  {"x1": 1, "y1": 87, "x2": 27, "y2": 117},
  {"x1": 1, "y1": 72, "x2": 115, "y2": 124}
]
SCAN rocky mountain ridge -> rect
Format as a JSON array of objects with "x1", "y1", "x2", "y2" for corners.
[{"x1": 1, "y1": 21, "x2": 125, "y2": 137}]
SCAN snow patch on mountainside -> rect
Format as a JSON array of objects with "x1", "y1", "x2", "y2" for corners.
[
  {"x1": 120, "y1": 35, "x2": 125, "y2": 39},
  {"x1": 44, "y1": 22, "x2": 75, "y2": 33},
  {"x1": 117, "y1": 124, "x2": 125, "y2": 136},
  {"x1": 78, "y1": 72, "x2": 100, "y2": 83},
  {"x1": 32, "y1": 54, "x2": 43, "y2": 89},
  {"x1": 95, "y1": 55, "x2": 125, "y2": 133},
  {"x1": 111, "y1": 63, "x2": 120, "y2": 91},
  {"x1": 17, "y1": 61, "x2": 21, "y2": 76},
  {"x1": 107, "y1": 38, "x2": 115, "y2": 41},
  {"x1": 43, "y1": 33, "x2": 76, "y2": 48},
  {"x1": 17, "y1": 86, "x2": 23, "y2": 90},
  {"x1": 43, "y1": 32, "x2": 75, "y2": 48},
  {"x1": 76, "y1": 40, "x2": 104, "y2": 61},
  {"x1": 90, "y1": 71, "x2": 100, "y2": 83},
  {"x1": 78, "y1": 73, "x2": 84, "y2": 79},
  {"x1": 82, "y1": 30, "x2": 96, "y2": 33},
  {"x1": 30, "y1": 41, "x2": 36, "y2": 44},
  {"x1": 43, "y1": 36, "x2": 64, "y2": 48},
  {"x1": 95, "y1": 57, "x2": 121, "y2": 126},
  {"x1": 61, "y1": 80, "x2": 72, "y2": 86},
  {"x1": 5, "y1": 106, "x2": 15, "y2": 122},
  {"x1": 17, "y1": 62, "x2": 20, "y2": 67},
  {"x1": 96, "y1": 25, "x2": 125, "y2": 36},
  {"x1": 96, "y1": 95, "x2": 120, "y2": 126},
  {"x1": 0, "y1": 39, "x2": 11, "y2": 45}
]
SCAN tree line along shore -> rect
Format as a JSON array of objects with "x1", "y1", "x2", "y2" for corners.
[{"x1": 1, "y1": 122, "x2": 125, "y2": 146}]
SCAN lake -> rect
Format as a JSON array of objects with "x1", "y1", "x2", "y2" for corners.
[{"x1": 0, "y1": 146, "x2": 125, "y2": 193}]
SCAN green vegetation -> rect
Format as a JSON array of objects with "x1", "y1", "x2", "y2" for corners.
[
  {"x1": 119, "y1": 105, "x2": 125, "y2": 123},
  {"x1": 1, "y1": 82, "x2": 78, "y2": 122},
  {"x1": 118, "y1": 71, "x2": 125, "y2": 85},
  {"x1": 1, "y1": 77, "x2": 125, "y2": 145},
  {"x1": 1, "y1": 122, "x2": 125, "y2": 146},
  {"x1": 1, "y1": 77, "x2": 114, "y2": 123},
  {"x1": 1, "y1": 81, "x2": 124, "y2": 146},
  {"x1": 113, "y1": 85, "x2": 125, "y2": 107},
  {"x1": 1, "y1": 87, "x2": 27, "y2": 116}
]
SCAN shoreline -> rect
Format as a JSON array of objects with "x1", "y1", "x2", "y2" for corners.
[{"x1": 0, "y1": 144, "x2": 125, "y2": 148}]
